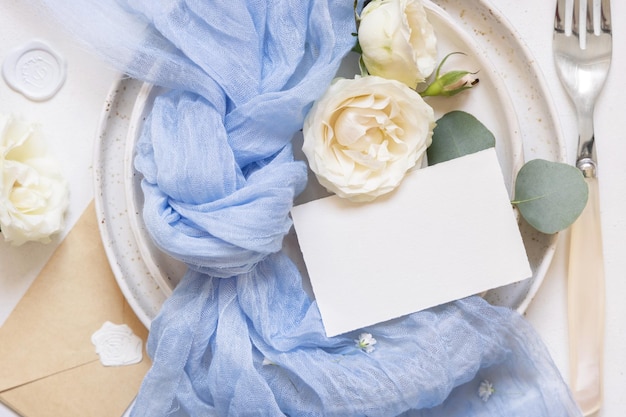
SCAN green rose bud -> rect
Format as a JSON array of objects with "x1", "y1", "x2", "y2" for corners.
[{"x1": 420, "y1": 52, "x2": 479, "y2": 97}]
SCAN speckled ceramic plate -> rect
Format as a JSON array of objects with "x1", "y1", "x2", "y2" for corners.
[{"x1": 94, "y1": 0, "x2": 565, "y2": 329}]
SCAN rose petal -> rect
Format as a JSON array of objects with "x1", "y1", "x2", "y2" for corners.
[{"x1": 302, "y1": 76, "x2": 434, "y2": 202}]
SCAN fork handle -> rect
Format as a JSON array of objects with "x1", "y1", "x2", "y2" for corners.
[{"x1": 568, "y1": 175, "x2": 605, "y2": 415}]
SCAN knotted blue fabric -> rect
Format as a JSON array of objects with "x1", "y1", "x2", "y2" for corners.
[{"x1": 37, "y1": 0, "x2": 582, "y2": 415}]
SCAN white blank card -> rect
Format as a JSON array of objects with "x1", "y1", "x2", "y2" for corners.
[{"x1": 291, "y1": 148, "x2": 531, "y2": 337}]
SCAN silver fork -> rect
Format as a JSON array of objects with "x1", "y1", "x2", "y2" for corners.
[{"x1": 553, "y1": 0, "x2": 612, "y2": 414}]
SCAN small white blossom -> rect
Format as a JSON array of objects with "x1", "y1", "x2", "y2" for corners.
[
  {"x1": 478, "y1": 380, "x2": 495, "y2": 402},
  {"x1": 355, "y1": 333, "x2": 377, "y2": 353},
  {"x1": 262, "y1": 357, "x2": 276, "y2": 366}
]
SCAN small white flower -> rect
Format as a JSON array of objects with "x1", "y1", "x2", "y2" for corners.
[
  {"x1": 262, "y1": 357, "x2": 277, "y2": 366},
  {"x1": 355, "y1": 332, "x2": 377, "y2": 353},
  {"x1": 478, "y1": 380, "x2": 495, "y2": 402}
]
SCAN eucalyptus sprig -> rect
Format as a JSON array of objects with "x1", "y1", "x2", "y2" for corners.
[
  {"x1": 426, "y1": 111, "x2": 494, "y2": 165},
  {"x1": 428, "y1": 111, "x2": 588, "y2": 234},
  {"x1": 512, "y1": 160, "x2": 588, "y2": 234}
]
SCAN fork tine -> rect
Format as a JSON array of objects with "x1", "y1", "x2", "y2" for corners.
[
  {"x1": 601, "y1": 0, "x2": 611, "y2": 32},
  {"x1": 555, "y1": 0, "x2": 566, "y2": 32},
  {"x1": 572, "y1": 0, "x2": 580, "y2": 37},
  {"x1": 576, "y1": 0, "x2": 588, "y2": 48},
  {"x1": 591, "y1": 0, "x2": 600, "y2": 35},
  {"x1": 555, "y1": 0, "x2": 575, "y2": 35}
]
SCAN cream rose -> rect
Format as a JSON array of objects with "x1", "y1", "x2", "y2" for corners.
[
  {"x1": 358, "y1": 0, "x2": 437, "y2": 88},
  {"x1": 302, "y1": 76, "x2": 435, "y2": 202},
  {"x1": 0, "y1": 114, "x2": 69, "y2": 246}
]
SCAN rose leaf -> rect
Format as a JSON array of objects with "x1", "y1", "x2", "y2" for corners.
[
  {"x1": 512, "y1": 159, "x2": 588, "y2": 234},
  {"x1": 427, "y1": 110, "x2": 495, "y2": 165}
]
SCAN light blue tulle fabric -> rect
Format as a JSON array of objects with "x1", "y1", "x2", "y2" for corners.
[{"x1": 36, "y1": 0, "x2": 582, "y2": 415}]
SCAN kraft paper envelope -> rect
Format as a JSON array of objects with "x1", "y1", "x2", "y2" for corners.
[{"x1": 0, "y1": 202, "x2": 152, "y2": 417}]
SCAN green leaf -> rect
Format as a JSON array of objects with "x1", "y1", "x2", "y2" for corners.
[
  {"x1": 427, "y1": 110, "x2": 495, "y2": 165},
  {"x1": 512, "y1": 159, "x2": 588, "y2": 234}
]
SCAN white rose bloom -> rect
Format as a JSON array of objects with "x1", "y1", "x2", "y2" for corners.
[
  {"x1": 358, "y1": 0, "x2": 437, "y2": 88},
  {"x1": 0, "y1": 114, "x2": 69, "y2": 246},
  {"x1": 302, "y1": 76, "x2": 435, "y2": 202}
]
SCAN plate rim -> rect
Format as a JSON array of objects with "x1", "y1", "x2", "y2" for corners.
[{"x1": 94, "y1": 0, "x2": 565, "y2": 328}]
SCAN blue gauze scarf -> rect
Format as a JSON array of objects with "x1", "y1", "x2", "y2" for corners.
[{"x1": 38, "y1": 0, "x2": 582, "y2": 415}]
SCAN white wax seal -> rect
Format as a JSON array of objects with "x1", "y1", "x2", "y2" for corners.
[
  {"x1": 91, "y1": 321, "x2": 143, "y2": 367},
  {"x1": 2, "y1": 40, "x2": 67, "y2": 101}
]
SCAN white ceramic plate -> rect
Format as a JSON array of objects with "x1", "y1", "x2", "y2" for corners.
[{"x1": 94, "y1": 0, "x2": 565, "y2": 329}]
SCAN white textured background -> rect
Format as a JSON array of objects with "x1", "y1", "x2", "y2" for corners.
[{"x1": 1, "y1": 0, "x2": 625, "y2": 416}]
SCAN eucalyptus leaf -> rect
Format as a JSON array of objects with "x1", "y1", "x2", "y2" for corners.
[
  {"x1": 512, "y1": 159, "x2": 588, "y2": 234},
  {"x1": 427, "y1": 110, "x2": 495, "y2": 165}
]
